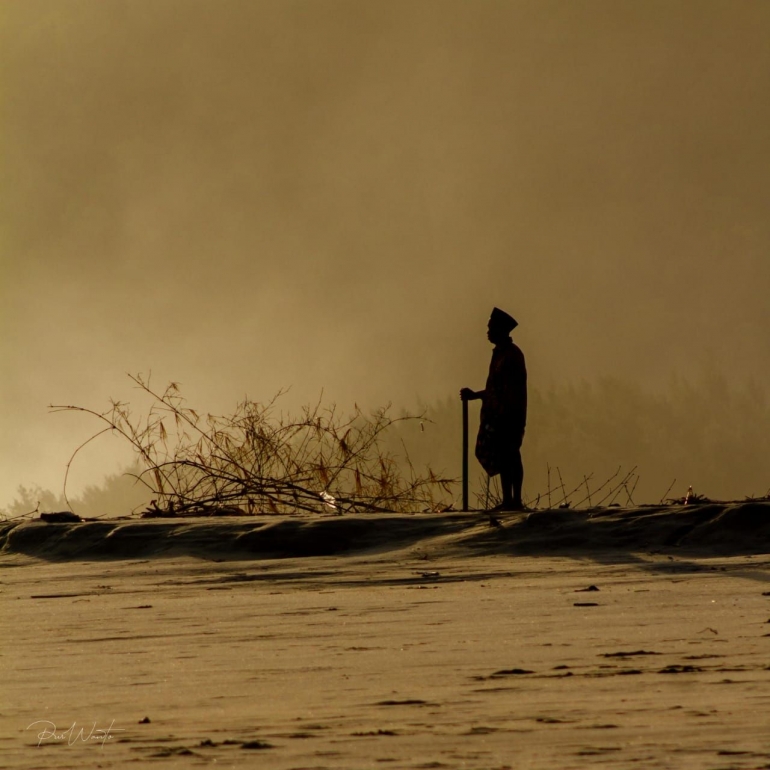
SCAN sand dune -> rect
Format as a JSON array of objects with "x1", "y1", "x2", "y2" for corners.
[{"x1": 2, "y1": 503, "x2": 770, "y2": 769}]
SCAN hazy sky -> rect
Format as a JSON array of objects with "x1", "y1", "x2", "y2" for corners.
[{"x1": 2, "y1": 0, "x2": 769, "y2": 504}]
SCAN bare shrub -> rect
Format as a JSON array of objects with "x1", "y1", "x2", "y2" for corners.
[{"x1": 50, "y1": 375, "x2": 455, "y2": 516}]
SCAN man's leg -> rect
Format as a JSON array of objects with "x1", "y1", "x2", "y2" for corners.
[
  {"x1": 498, "y1": 440, "x2": 524, "y2": 510},
  {"x1": 511, "y1": 447, "x2": 524, "y2": 508},
  {"x1": 499, "y1": 466, "x2": 514, "y2": 508},
  {"x1": 499, "y1": 453, "x2": 524, "y2": 509}
]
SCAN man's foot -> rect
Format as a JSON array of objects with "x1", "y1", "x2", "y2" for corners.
[{"x1": 490, "y1": 500, "x2": 527, "y2": 512}]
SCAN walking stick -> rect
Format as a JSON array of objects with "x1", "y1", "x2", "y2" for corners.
[{"x1": 462, "y1": 397, "x2": 469, "y2": 511}]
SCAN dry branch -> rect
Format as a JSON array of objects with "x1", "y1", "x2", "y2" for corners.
[{"x1": 50, "y1": 374, "x2": 456, "y2": 516}]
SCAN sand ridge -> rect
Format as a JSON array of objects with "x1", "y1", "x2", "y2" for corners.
[{"x1": 2, "y1": 501, "x2": 770, "y2": 561}]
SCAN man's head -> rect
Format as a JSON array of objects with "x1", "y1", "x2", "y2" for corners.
[{"x1": 487, "y1": 307, "x2": 518, "y2": 344}]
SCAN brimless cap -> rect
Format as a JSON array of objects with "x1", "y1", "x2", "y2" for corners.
[{"x1": 489, "y1": 307, "x2": 518, "y2": 332}]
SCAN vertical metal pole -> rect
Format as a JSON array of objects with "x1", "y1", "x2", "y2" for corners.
[{"x1": 462, "y1": 398, "x2": 469, "y2": 511}]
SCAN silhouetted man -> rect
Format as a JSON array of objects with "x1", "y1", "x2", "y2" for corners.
[{"x1": 460, "y1": 307, "x2": 527, "y2": 511}]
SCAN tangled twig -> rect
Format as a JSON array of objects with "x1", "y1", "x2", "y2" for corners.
[{"x1": 50, "y1": 374, "x2": 456, "y2": 516}]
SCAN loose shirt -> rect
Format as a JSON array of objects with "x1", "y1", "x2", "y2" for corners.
[{"x1": 475, "y1": 338, "x2": 527, "y2": 476}]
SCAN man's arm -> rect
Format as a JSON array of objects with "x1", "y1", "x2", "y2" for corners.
[{"x1": 460, "y1": 388, "x2": 485, "y2": 402}]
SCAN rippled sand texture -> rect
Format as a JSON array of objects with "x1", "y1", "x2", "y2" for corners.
[{"x1": 2, "y1": 527, "x2": 770, "y2": 769}]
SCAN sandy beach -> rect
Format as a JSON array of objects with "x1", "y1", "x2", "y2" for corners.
[{"x1": 2, "y1": 504, "x2": 770, "y2": 769}]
